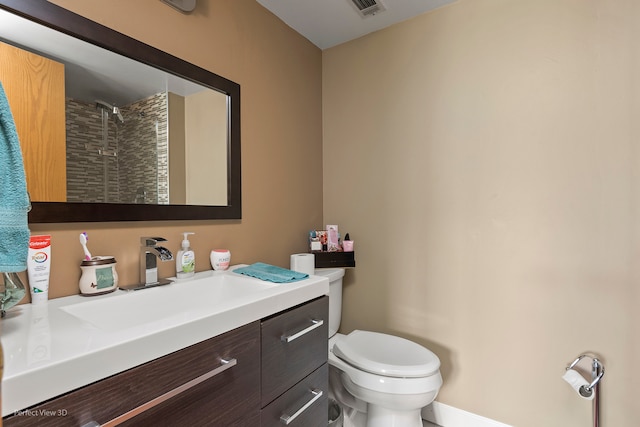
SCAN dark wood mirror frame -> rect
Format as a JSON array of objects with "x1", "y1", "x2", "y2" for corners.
[{"x1": 0, "y1": 0, "x2": 241, "y2": 223}]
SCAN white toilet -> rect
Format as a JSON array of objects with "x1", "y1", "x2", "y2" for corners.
[{"x1": 315, "y1": 268, "x2": 443, "y2": 427}]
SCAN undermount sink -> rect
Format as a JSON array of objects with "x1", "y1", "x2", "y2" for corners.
[{"x1": 60, "y1": 270, "x2": 278, "y2": 331}]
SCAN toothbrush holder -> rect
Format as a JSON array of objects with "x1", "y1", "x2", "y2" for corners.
[{"x1": 79, "y1": 256, "x2": 119, "y2": 296}]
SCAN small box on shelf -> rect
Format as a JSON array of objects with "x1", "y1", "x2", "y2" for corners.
[{"x1": 313, "y1": 251, "x2": 355, "y2": 268}]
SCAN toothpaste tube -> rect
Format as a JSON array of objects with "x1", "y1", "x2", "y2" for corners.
[{"x1": 27, "y1": 235, "x2": 51, "y2": 304}]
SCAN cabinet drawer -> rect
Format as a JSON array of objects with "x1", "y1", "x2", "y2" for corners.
[
  {"x1": 4, "y1": 321, "x2": 261, "y2": 427},
  {"x1": 261, "y1": 296, "x2": 328, "y2": 406},
  {"x1": 260, "y1": 364, "x2": 328, "y2": 427}
]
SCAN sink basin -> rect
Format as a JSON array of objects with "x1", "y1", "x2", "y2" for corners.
[{"x1": 60, "y1": 271, "x2": 278, "y2": 331}]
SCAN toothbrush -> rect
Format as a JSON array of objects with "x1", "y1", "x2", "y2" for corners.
[{"x1": 79, "y1": 232, "x2": 92, "y2": 260}]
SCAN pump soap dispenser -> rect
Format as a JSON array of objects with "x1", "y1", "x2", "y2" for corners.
[{"x1": 176, "y1": 232, "x2": 195, "y2": 279}]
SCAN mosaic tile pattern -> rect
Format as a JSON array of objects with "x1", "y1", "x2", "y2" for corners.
[{"x1": 65, "y1": 93, "x2": 168, "y2": 204}]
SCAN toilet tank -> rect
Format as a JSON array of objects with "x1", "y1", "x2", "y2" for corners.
[{"x1": 314, "y1": 268, "x2": 345, "y2": 338}]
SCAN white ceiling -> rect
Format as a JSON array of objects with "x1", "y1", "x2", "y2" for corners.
[{"x1": 256, "y1": 0, "x2": 457, "y2": 50}]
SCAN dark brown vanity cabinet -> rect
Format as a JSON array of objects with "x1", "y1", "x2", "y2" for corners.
[
  {"x1": 2, "y1": 296, "x2": 329, "y2": 427},
  {"x1": 3, "y1": 322, "x2": 261, "y2": 427},
  {"x1": 260, "y1": 296, "x2": 329, "y2": 427}
]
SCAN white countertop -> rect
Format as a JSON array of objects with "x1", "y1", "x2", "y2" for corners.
[{"x1": 1, "y1": 266, "x2": 329, "y2": 417}]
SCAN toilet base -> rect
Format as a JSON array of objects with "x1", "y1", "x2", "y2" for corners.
[
  {"x1": 328, "y1": 332, "x2": 441, "y2": 427},
  {"x1": 330, "y1": 366, "x2": 435, "y2": 427},
  {"x1": 366, "y1": 405, "x2": 423, "y2": 427}
]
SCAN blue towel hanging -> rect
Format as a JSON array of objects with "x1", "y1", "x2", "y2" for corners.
[{"x1": 0, "y1": 81, "x2": 31, "y2": 273}]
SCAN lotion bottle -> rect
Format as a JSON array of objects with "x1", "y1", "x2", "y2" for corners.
[{"x1": 176, "y1": 232, "x2": 195, "y2": 279}]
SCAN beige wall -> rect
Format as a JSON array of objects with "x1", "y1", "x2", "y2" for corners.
[
  {"x1": 323, "y1": 0, "x2": 639, "y2": 426},
  {"x1": 185, "y1": 90, "x2": 227, "y2": 205},
  {"x1": 26, "y1": 0, "x2": 323, "y2": 297},
  {"x1": 168, "y1": 92, "x2": 186, "y2": 204}
]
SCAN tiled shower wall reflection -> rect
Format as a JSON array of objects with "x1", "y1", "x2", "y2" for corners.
[{"x1": 65, "y1": 92, "x2": 168, "y2": 204}]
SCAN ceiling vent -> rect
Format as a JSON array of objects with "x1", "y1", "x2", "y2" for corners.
[
  {"x1": 160, "y1": 0, "x2": 196, "y2": 13},
  {"x1": 349, "y1": 0, "x2": 386, "y2": 18}
]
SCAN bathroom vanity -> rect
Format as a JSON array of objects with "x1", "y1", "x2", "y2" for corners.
[{"x1": 0, "y1": 268, "x2": 329, "y2": 426}]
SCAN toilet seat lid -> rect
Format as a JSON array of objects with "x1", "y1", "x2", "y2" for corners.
[{"x1": 333, "y1": 330, "x2": 440, "y2": 378}]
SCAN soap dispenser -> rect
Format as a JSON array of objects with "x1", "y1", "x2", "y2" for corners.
[{"x1": 176, "y1": 232, "x2": 195, "y2": 279}]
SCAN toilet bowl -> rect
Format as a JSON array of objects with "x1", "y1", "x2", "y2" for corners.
[{"x1": 315, "y1": 268, "x2": 443, "y2": 427}]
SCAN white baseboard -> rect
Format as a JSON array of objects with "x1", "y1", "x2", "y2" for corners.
[{"x1": 422, "y1": 401, "x2": 512, "y2": 427}]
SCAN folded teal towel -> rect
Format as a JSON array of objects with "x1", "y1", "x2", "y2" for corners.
[
  {"x1": 235, "y1": 262, "x2": 308, "y2": 283},
  {"x1": 0, "y1": 81, "x2": 30, "y2": 273}
]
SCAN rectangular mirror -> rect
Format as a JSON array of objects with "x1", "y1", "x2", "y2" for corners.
[{"x1": 0, "y1": 0, "x2": 241, "y2": 222}]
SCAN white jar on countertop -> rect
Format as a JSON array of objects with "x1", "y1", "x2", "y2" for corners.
[
  {"x1": 79, "y1": 256, "x2": 118, "y2": 295},
  {"x1": 210, "y1": 249, "x2": 231, "y2": 271}
]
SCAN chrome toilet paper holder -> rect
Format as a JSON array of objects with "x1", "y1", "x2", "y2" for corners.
[
  {"x1": 566, "y1": 354, "x2": 605, "y2": 427},
  {"x1": 566, "y1": 354, "x2": 605, "y2": 398}
]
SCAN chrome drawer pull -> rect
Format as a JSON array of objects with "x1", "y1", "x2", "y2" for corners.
[
  {"x1": 94, "y1": 358, "x2": 237, "y2": 426},
  {"x1": 279, "y1": 389, "x2": 323, "y2": 425},
  {"x1": 281, "y1": 319, "x2": 324, "y2": 343}
]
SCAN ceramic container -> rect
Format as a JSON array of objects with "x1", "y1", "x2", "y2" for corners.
[{"x1": 79, "y1": 256, "x2": 118, "y2": 295}]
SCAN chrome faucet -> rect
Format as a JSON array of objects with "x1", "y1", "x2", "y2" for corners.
[{"x1": 140, "y1": 237, "x2": 173, "y2": 286}]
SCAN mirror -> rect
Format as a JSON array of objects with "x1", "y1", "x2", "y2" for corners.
[{"x1": 0, "y1": 0, "x2": 241, "y2": 222}]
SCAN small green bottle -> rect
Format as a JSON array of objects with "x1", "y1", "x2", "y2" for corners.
[{"x1": 176, "y1": 232, "x2": 195, "y2": 279}]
